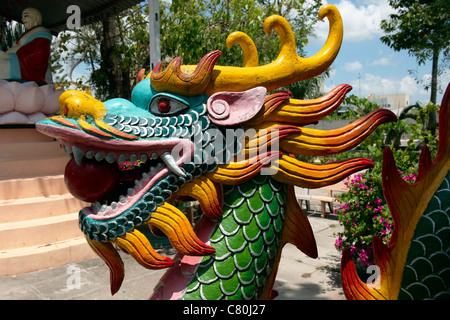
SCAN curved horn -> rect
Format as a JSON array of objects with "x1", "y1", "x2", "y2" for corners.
[{"x1": 179, "y1": 4, "x2": 343, "y2": 95}]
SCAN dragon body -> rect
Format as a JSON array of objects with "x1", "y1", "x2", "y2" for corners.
[{"x1": 35, "y1": 5, "x2": 408, "y2": 300}]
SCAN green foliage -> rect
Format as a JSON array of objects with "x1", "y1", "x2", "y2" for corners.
[
  {"x1": 380, "y1": 0, "x2": 449, "y2": 64},
  {"x1": 0, "y1": 18, "x2": 24, "y2": 50},
  {"x1": 160, "y1": 0, "x2": 322, "y2": 66},
  {"x1": 380, "y1": 0, "x2": 449, "y2": 105},
  {"x1": 334, "y1": 173, "x2": 394, "y2": 266},
  {"x1": 51, "y1": 4, "x2": 149, "y2": 99},
  {"x1": 50, "y1": 0, "x2": 326, "y2": 100},
  {"x1": 328, "y1": 95, "x2": 440, "y2": 267}
]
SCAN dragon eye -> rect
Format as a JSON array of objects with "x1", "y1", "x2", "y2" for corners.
[
  {"x1": 158, "y1": 99, "x2": 171, "y2": 113},
  {"x1": 150, "y1": 96, "x2": 189, "y2": 116}
]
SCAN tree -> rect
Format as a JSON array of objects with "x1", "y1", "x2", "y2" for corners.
[
  {"x1": 52, "y1": 4, "x2": 149, "y2": 100},
  {"x1": 380, "y1": 0, "x2": 450, "y2": 132},
  {"x1": 52, "y1": 0, "x2": 326, "y2": 100},
  {"x1": 159, "y1": 0, "x2": 325, "y2": 97}
]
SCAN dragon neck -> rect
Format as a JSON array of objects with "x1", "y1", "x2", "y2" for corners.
[{"x1": 181, "y1": 174, "x2": 287, "y2": 300}]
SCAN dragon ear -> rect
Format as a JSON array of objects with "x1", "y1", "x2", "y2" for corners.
[{"x1": 206, "y1": 86, "x2": 266, "y2": 126}]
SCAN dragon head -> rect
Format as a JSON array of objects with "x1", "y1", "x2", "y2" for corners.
[{"x1": 36, "y1": 5, "x2": 397, "y2": 298}]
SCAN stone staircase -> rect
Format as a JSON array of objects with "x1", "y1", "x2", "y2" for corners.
[{"x1": 0, "y1": 127, "x2": 96, "y2": 277}]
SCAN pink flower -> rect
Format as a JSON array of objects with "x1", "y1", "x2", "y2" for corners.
[
  {"x1": 374, "y1": 198, "x2": 382, "y2": 206},
  {"x1": 335, "y1": 237, "x2": 343, "y2": 250}
]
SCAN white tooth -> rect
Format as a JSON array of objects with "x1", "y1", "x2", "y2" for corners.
[
  {"x1": 95, "y1": 152, "x2": 104, "y2": 161},
  {"x1": 127, "y1": 188, "x2": 136, "y2": 196},
  {"x1": 93, "y1": 202, "x2": 101, "y2": 211},
  {"x1": 161, "y1": 152, "x2": 186, "y2": 177},
  {"x1": 156, "y1": 162, "x2": 163, "y2": 169},
  {"x1": 130, "y1": 154, "x2": 138, "y2": 162},
  {"x1": 118, "y1": 154, "x2": 127, "y2": 164},
  {"x1": 151, "y1": 152, "x2": 158, "y2": 160},
  {"x1": 140, "y1": 154, "x2": 148, "y2": 163},
  {"x1": 150, "y1": 166, "x2": 156, "y2": 174},
  {"x1": 72, "y1": 146, "x2": 84, "y2": 166},
  {"x1": 110, "y1": 202, "x2": 118, "y2": 210},
  {"x1": 135, "y1": 179, "x2": 143, "y2": 189},
  {"x1": 64, "y1": 144, "x2": 71, "y2": 154},
  {"x1": 142, "y1": 172, "x2": 149, "y2": 181},
  {"x1": 86, "y1": 151, "x2": 94, "y2": 159},
  {"x1": 99, "y1": 204, "x2": 108, "y2": 213},
  {"x1": 119, "y1": 195, "x2": 127, "y2": 204},
  {"x1": 106, "y1": 153, "x2": 115, "y2": 163}
]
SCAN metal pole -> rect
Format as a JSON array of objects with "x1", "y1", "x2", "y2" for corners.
[{"x1": 149, "y1": 0, "x2": 161, "y2": 71}]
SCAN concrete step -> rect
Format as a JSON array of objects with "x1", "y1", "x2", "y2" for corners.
[
  {"x1": 0, "y1": 237, "x2": 97, "y2": 277},
  {"x1": 0, "y1": 127, "x2": 54, "y2": 144},
  {"x1": 0, "y1": 213, "x2": 83, "y2": 251},
  {"x1": 0, "y1": 141, "x2": 65, "y2": 161},
  {"x1": 0, "y1": 156, "x2": 67, "y2": 180},
  {"x1": 0, "y1": 175, "x2": 69, "y2": 200},
  {"x1": 0, "y1": 194, "x2": 87, "y2": 223}
]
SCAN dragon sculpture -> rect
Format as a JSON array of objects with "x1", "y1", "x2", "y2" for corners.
[{"x1": 35, "y1": 4, "x2": 401, "y2": 300}]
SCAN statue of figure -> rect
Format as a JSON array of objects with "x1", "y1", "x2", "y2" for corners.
[{"x1": 0, "y1": 7, "x2": 52, "y2": 83}]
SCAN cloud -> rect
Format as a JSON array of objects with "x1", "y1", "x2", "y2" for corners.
[
  {"x1": 369, "y1": 54, "x2": 397, "y2": 66},
  {"x1": 344, "y1": 73, "x2": 419, "y2": 99},
  {"x1": 344, "y1": 61, "x2": 363, "y2": 72},
  {"x1": 314, "y1": 0, "x2": 396, "y2": 42}
]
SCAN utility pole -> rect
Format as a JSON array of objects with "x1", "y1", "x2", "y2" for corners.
[{"x1": 149, "y1": 0, "x2": 161, "y2": 71}]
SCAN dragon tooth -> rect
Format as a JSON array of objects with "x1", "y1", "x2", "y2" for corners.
[
  {"x1": 95, "y1": 152, "x2": 104, "y2": 161},
  {"x1": 119, "y1": 195, "x2": 127, "y2": 204},
  {"x1": 151, "y1": 152, "x2": 158, "y2": 160},
  {"x1": 110, "y1": 202, "x2": 118, "y2": 210},
  {"x1": 140, "y1": 154, "x2": 148, "y2": 163},
  {"x1": 63, "y1": 144, "x2": 71, "y2": 154},
  {"x1": 85, "y1": 150, "x2": 94, "y2": 159},
  {"x1": 150, "y1": 166, "x2": 156, "y2": 174},
  {"x1": 106, "y1": 153, "x2": 115, "y2": 163},
  {"x1": 99, "y1": 204, "x2": 108, "y2": 213},
  {"x1": 130, "y1": 154, "x2": 138, "y2": 162},
  {"x1": 127, "y1": 188, "x2": 136, "y2": 196},
  {"x1": 135, "y1": 179, "x2": 143, "y2": 189},
  {"x1": 142, "y1": 172, "x2": 149, "y2": 181},
  {"x1": 118, "y1": 154, "x2": 127, "y2": 164},
  {"x1": 161, "y1": 152, "x2": 186, "y2": 177},
  {"x1": 72, "y1": 146, "x2": 84, "y2": 165},
  {"x1": 93, "y1": 201, "x2": 101, "y2": 211}
]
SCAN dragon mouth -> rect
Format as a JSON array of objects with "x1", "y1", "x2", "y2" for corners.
[{"x1": 36, "y1": 123, "x2": 195, "y2": 221}]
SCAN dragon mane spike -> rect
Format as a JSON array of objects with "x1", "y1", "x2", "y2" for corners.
[
  {"x1": 150, "y1": 50, "x2": 222, "y2": 96},
  {"x1": 85, "y1": 237, "x2": 124, "y2": 295},
  {"x1": 265, "y1": 84, "x2": 353, "y2": 125},
  {"x1": 147, "y1": 202, "x2": 215, "y2": 256},
  {"x1": 280, "y1": 108, "x2": 397, "y2": 156},
  {"x1": 272, "y1": 155, "x2": 374, "y2": 188},
  {"x1": 175, "y1": 176, "x2": 223, "y2": 221},
  {"x1": 114, "y1": 229, "x2": 174, "y2": 269}
]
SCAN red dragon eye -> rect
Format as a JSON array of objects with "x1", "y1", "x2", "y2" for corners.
[{"x1": 158, "y1": 99, "x2": 171, "y2": 113}]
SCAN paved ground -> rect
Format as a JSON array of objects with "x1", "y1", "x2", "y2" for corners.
[{"x1": 0, "y1": 208, "x2": 345, "y2": 300}]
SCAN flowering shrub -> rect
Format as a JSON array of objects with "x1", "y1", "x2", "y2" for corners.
[
  {"x1": 119, "y1": 160, "x2": 143, "y2": 171},
  {"x1": 334, "y1": 170, "x2": 417, "y2": 267}
]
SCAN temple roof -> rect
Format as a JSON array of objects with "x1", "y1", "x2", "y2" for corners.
[{"x1": 0, "y1": 0, "x2": 143, "y2": 33}]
